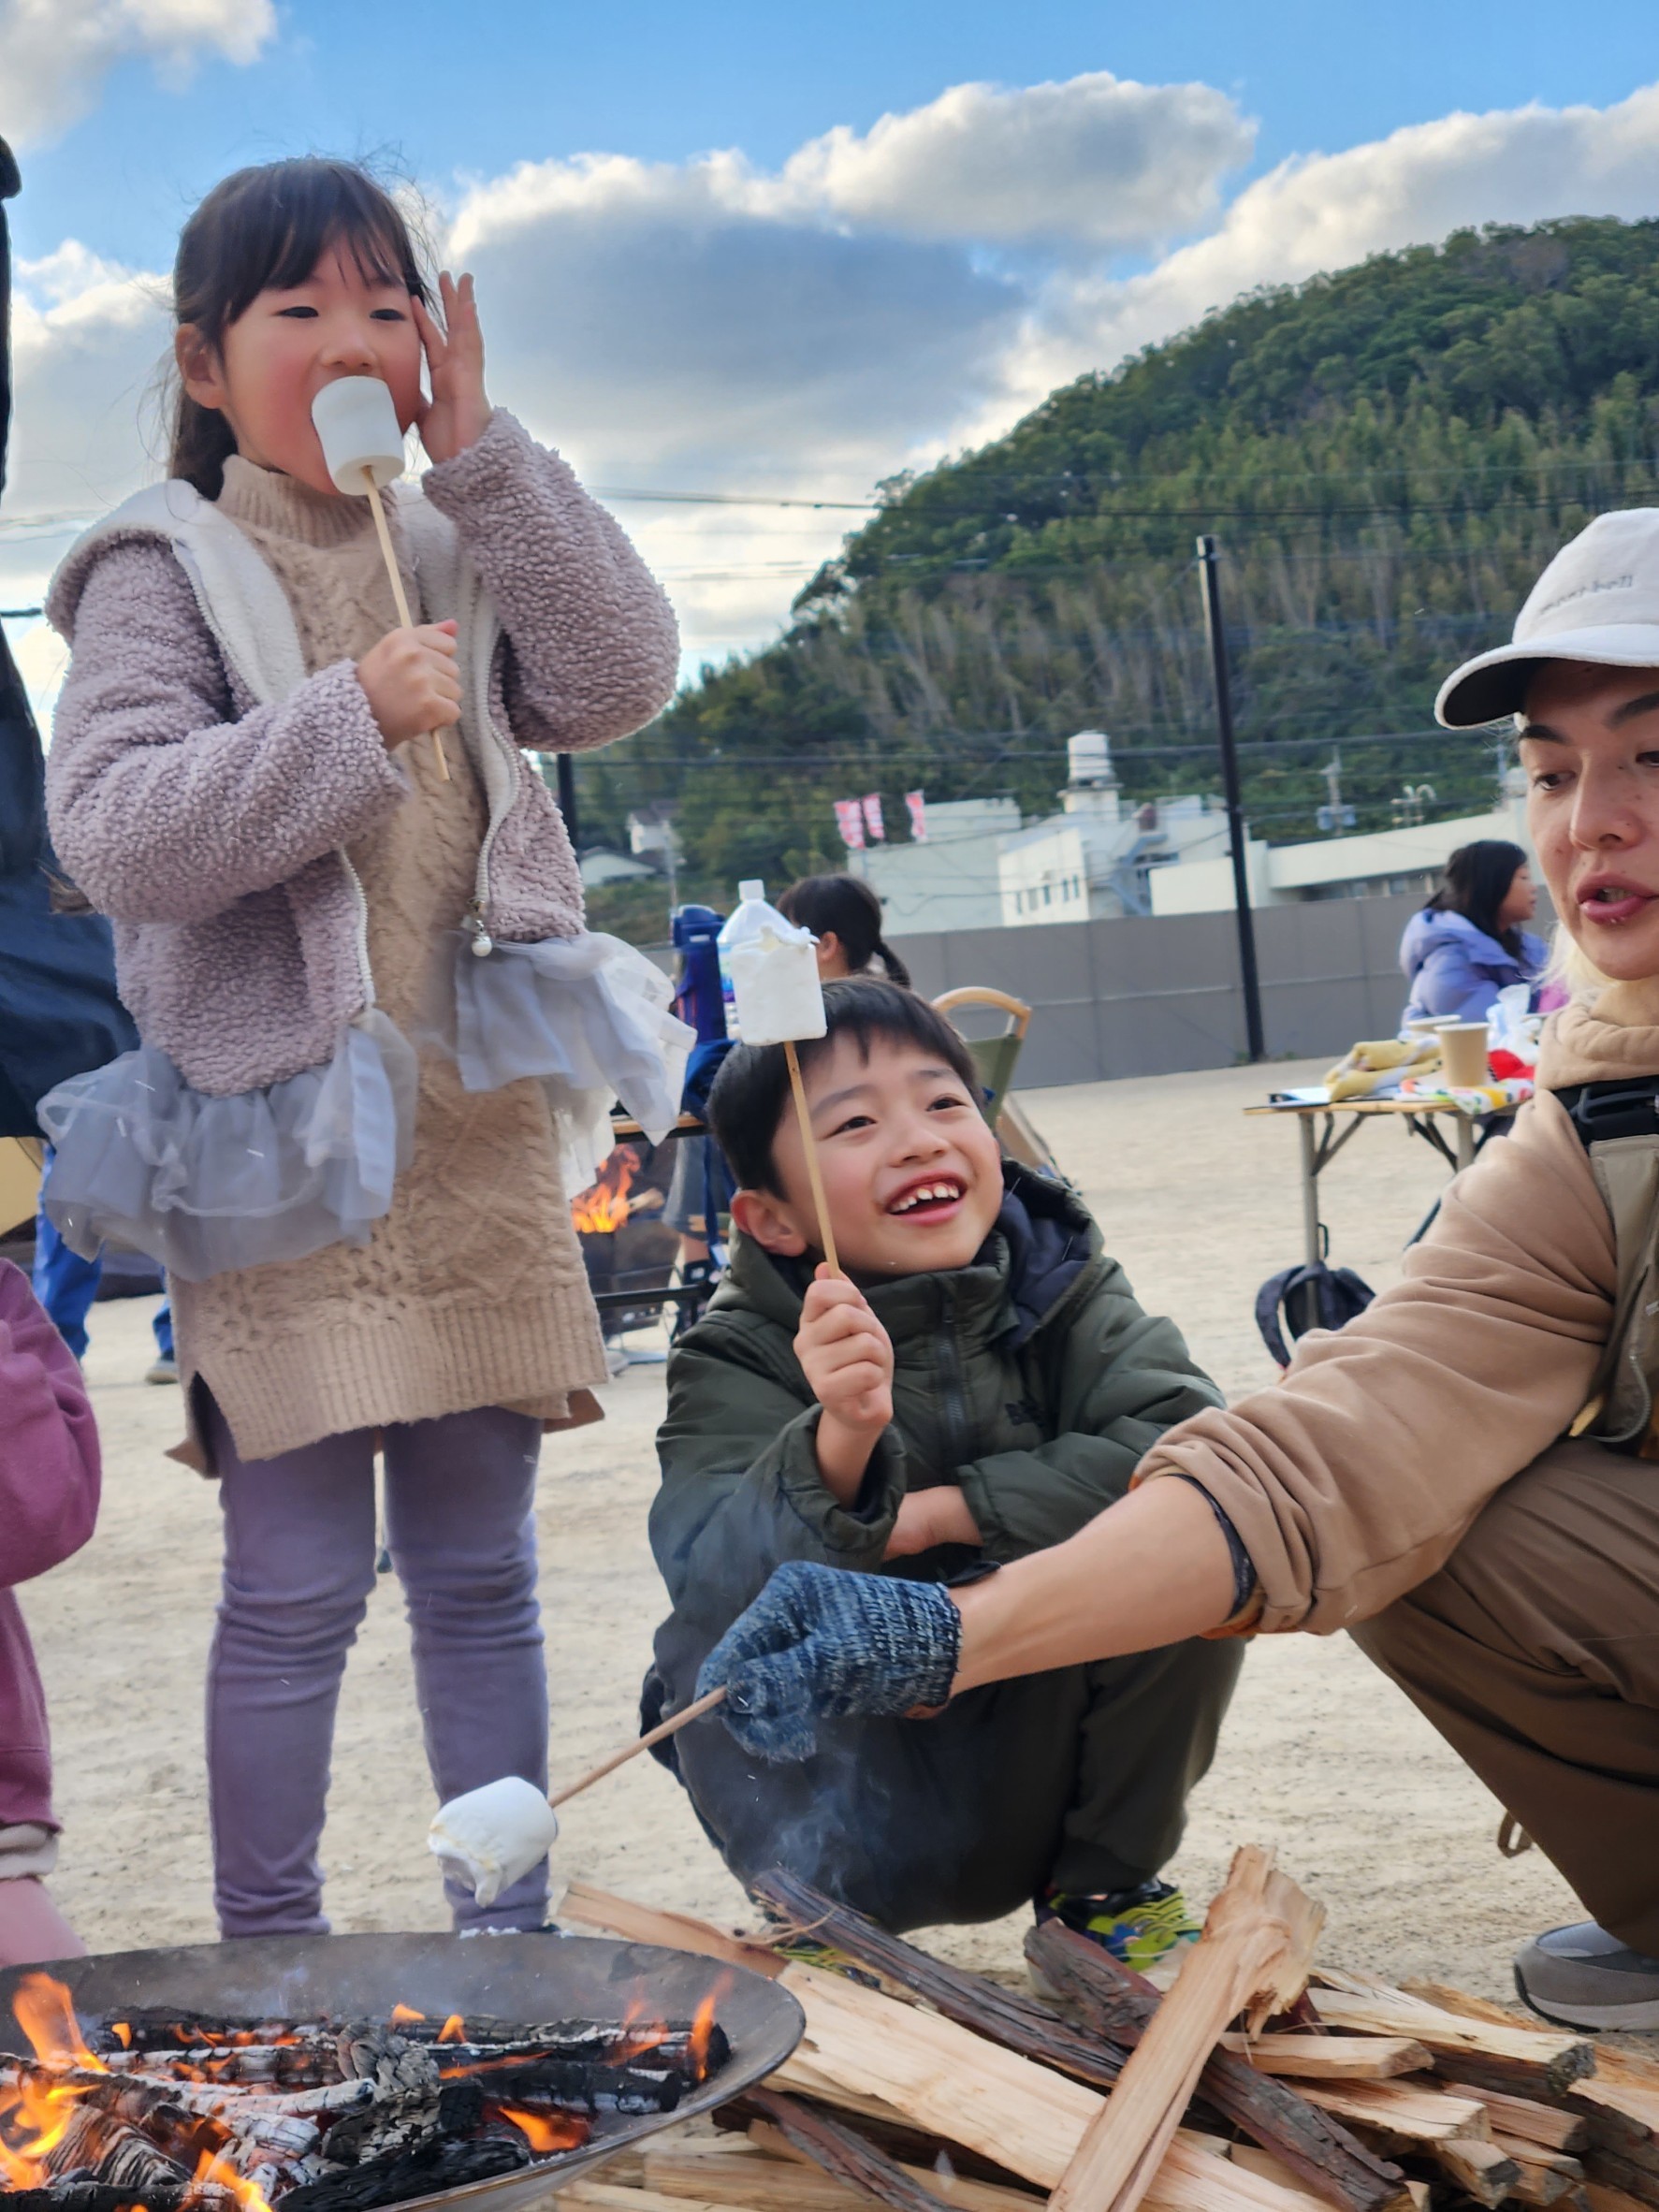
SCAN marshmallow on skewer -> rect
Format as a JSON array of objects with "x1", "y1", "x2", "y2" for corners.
[
  {"x1": 725, "y1": 888, "x2": 826, "y2": 1048},
  {"x1": 310, "y1": 377, "x2": 450, "y2": 782},
  {"x1": 428, "y1": 1776, "x2": 558, "y2": 1909},
  {"x1": 311, "y1": 375, "x2": 406, "y2": 491},
  {"x1": 721, "y1": 883, "x2": 838, "y2": 1268}
]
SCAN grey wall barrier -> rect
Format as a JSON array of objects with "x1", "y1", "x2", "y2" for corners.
[{"x1": 890, "y1": 893, "x2": 1426, "y2": 1086}]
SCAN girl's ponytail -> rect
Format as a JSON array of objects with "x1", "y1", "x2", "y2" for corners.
[
  {"x1": 170, "y1": 394, "x2": 238, "y2": 501},
  {"x1": 873, "y1": 935, "x2": 911, "y2": 988}
]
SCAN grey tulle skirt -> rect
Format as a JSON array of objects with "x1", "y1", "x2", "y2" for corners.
[
  {"x1": 442, "y1": 931, "x2": 693, "y2": 1196},
  {"x1": 38, "y1": 933, "x2": 692, "y2": 1282},
  {"x1": 37, "y1": 1011, "x2": 418, "y2": 1283}
]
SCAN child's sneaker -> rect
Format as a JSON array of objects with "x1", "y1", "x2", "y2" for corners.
[{"x1": 1035, "y1": 1879, "x2": 1200, "y2": 1974}]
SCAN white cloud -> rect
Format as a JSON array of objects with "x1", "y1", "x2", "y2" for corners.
[
  {"x1": 979, "y1": 81, "x2": 1659, "y2": 429},
  {"x1": 0, "y1": 0, "x2": 274, "y2": 149},
  {"x1": 8, "y1": 75, "x2": 1659, "y2": 667},
  {"x1": 775, "y1": 73, "x2": 1254, "y2": 248}
]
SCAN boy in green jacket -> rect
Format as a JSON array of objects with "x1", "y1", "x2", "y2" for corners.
[{"x1": 644, "y1": 979, "x2": 1240, "y2": 1961}]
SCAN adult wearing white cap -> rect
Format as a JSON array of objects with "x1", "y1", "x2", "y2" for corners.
[{"x1": 697, "y1": 508, "x2": 1659, "y2": 2029}]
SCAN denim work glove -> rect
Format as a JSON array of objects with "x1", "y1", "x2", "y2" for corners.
[{"x1": 697, "y1": 1561, "x2": 962, "y2": 1762}]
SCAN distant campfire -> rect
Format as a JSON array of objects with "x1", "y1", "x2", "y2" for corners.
[
  {"x1": 571, "y1": 1149, "x2": 640, "y2": 1238},
  {"x1": 572, "y1": 1142, "x2": 678, "y2": 1337},
  {"x1": 0, "y1": 1976, "x2": 730, "y2": 2212}
]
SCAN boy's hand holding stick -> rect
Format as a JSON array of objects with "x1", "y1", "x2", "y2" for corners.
[{"x1": 796, "y1": 1273, "x2": 895, "y2": 1504}]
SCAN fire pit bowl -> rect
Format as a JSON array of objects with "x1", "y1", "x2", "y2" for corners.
[{"x1": 0, "y1": 1929, "x2": 803, "y2": 2207}]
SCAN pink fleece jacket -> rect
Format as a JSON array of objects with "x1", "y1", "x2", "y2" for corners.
[
  {"x1": 44, "y1": 411, "x2": 679, "y2": 1099},
  {"x1": 0, "y1": 1261, "x2": 100, "y2": 1832}
]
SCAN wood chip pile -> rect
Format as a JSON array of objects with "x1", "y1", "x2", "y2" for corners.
[{"x1": 554, "y1": 1850, "x2": 1659, "y2": 2212}]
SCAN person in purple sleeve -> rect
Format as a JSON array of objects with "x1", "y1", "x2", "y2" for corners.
[{"x1": 0, "y1": 1259, "x2": 99, "y2": 1964}]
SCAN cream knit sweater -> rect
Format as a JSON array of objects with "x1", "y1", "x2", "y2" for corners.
[{"x1": 172, "y1": 457, "x2": 607, "y2": 1463}]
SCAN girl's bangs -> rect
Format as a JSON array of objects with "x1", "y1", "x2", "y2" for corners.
[{"x1": 219, "y1": 166, "x2": 426, "y2": 325}]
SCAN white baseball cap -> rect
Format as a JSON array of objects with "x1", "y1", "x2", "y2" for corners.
[{"x1": 1436, "y1": 508, "x2": 1659, "y2": 728}]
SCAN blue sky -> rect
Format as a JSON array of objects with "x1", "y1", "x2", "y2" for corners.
[
  {"x1": 14, "y1": 1, "x2": 1659, "y2": 269},
  {"x1": 7, "y1": 0, "x2": 1659, "y2": 699}
]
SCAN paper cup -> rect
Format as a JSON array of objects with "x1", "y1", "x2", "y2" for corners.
[{"x1": 1438, "y1": 1022, "x2": 1492, "y2": 1087}]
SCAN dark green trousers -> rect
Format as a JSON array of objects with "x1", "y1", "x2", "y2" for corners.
[{"x1": 669, "y1": 1634, "x2": 1243, "y2": 1930}]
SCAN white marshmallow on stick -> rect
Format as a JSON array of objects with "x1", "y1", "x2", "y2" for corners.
[
  {"x1": 727, "y1": 913, "x2": 838, "y2": 1273},
  {"x1": 426, "y1": 1688, "x2": 726, "y2": 1908},
  {"x1": 310, "y1": 376, "x2": 449, "y2": 782}
]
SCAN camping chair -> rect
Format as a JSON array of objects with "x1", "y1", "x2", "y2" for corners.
[{"x1": 930, "y1": 987, "x2": 1059, "y2": 1176}]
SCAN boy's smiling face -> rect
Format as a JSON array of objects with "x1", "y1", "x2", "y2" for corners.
[{"x1": 732, "y1": 1032, "x2": 1005, "y2": 1276}]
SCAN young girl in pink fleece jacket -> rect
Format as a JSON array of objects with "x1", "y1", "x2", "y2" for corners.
[
  {"x1": 41, "y1": 159, "x2": 682, "y2": 1940},
  {"x1": 0, "y1": 1259, "x2": 98, "y2": 1965}
]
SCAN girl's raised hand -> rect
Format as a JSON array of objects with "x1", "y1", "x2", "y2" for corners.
[{"x1": 415, "y1": 271, "x2": 492, "y2": 464}]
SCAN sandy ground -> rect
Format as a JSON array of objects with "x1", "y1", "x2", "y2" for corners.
[{"x1": 26, "y1": 1057, "x2": 1582, "y2": 1995}]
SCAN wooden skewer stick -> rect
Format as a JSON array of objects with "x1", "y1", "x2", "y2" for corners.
[
  {"x1": 548, "y1": 1685, "x2": 726, "y2": 1810},
  {"x1": 361, "y1": 465, "x2": 450, "y2": 782},
  {"x1": 784, "y1": 1037, "x2": 839, "y2": 1273}
]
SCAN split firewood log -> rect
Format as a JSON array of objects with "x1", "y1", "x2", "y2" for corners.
[{"x1": 1050, "y1": 1845, "x2": 1326, "y2": 2212}]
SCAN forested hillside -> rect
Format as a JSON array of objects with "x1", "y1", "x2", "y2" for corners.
[{"x1": 576, "y1": 216, "x2": 1659, "y2": 920}]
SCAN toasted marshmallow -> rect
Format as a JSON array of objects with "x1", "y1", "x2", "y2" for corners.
[{"x1": 428, "y1": 1777, "x2": 558, "y2": 1907}]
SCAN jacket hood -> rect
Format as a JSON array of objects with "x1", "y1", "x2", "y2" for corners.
[
  {"x1": 1538, "y1": 990, "x2": 1659, "y2": 1088},
  {"x1": 1400, "y1": 906, "x2": 1527, "y2": 979},
  {"x1": 714, "y1": 1163, "x2": 1099, "y2": 1348}
]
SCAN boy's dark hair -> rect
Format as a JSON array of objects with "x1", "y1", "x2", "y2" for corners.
[
  {"x1": 168, "y1": 159, "x2": 430, "y2": 499},
  {"x1": 707, "y1": 977, "x2": 982, "y2": 1196}
]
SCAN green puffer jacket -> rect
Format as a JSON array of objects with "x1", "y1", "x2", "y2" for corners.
[{"x1": 648, "y1": 1164, "x2": 1223, "y2": 1687}]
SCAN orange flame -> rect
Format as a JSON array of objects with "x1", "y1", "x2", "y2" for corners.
[
  {"x1": 437, "y1": 2015, "x2": 466, "y2": 2045},
  {"x1": 0, "y1": 1975, "x2": 109, "y2": 2190},
  {"x1": 110, "y1": 2022, "x2": 133, "y2": 2050},
  {"x1": 689, "y1": 1976, "x2": 730, "y2": 2079},
  {"x1": 572, "y1": 1148, "x2": 638, "y2": 1235},
  {"x1": 186, "y1": 2145, "x2": 275, "y2": 2212},
  {"x1": 389, "y1": 2004, "x2": 425, "y2": 2027},
  {"x1": 13, "y1": 1974, "x2": 103, "y2": 2074},
  {"x1": 493, "y1": 2104, "x2": 587, "y2": 2155}
]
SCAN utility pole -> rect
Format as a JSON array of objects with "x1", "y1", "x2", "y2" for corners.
[
  {"x1": 1196, "y1": 534, "x2": 1265, "y2": 1062},
  {"x1": 555, "y1": 751, "x2": 579, "y2": 851}
]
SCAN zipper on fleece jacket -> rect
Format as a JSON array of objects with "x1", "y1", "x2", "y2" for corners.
[
  {"x1": 465, "y1": 589, "x2": 521, "y2": 944},
  {"x1": 338, "y1": 848, "x2": 375, "y2": 1006},
  {"x1": 936, "y1": 1279, "x2": 970, "y2": 1476}
]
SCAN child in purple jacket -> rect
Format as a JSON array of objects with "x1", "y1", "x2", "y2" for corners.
[{"x1": 0, "y1": 1259, "x2": 98, "y2": 1964}]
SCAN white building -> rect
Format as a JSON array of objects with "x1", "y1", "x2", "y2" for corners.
[
  {"x1": 857, "y1": 797, "x2": 1021, "y2": 938},
  {"x1": 999, "y1": 733, "x2": 1230, "y2": 925},
  {"x1": 1148, "y1": 785, "x2": 1532, "y2": 917}
]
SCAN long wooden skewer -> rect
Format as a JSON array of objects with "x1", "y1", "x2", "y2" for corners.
[
  {"x1": 548, "y1": 1685, "x2": 727, "y2": 1810},
  {"x1": 784, "y1": 1038, "x2": 840, "y2": 1273},
  {"x1": 362, "y1": 466, "x2": 450, "y2": 782}
]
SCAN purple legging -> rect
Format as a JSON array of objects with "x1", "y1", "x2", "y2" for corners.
[{"x1": 204, "y1": 1396, "x2": 548, "y2": 1938}]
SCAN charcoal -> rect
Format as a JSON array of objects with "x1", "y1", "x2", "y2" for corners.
[
  {"x1": 86, "y1": 2012, "x2": 329, "y2": 2054},
  {"x1": 442, "y1": 2052, "x2": 686, "y2": 2114},
  {"x1": 0, "y1": 2190, "x2": 193, "y2": 2212},
  {"x1": 278, "y1": 2133, "x2": 534, "y2": 2212},
  {"x1": 434, "y1": 2079, "x2": 486, "y2": 2136}
]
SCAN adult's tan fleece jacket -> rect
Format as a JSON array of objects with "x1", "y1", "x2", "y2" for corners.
[{"x1": 1139, "y1": 992, "x2": 1659, "y2": 1635}]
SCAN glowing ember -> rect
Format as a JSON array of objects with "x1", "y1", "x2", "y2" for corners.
[
  {"x1": 492, "y1": 2107, "x2": 586, "y2": 2155},
  {"x1": 0, "y1": 1980, "x2": 726, "y2": 2209}
]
